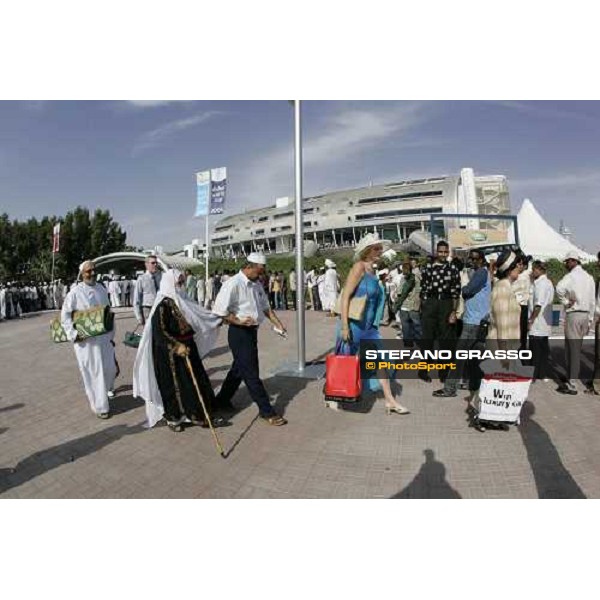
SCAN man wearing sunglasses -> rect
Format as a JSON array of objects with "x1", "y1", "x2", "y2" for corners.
[
  {"x1": 61, "y1": 261, "x2": 117, "y2": 419},
  {"x1": 133, "y1": 255, "x2": 162, "y2": 326}
]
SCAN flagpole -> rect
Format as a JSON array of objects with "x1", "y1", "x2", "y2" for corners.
[{"x1": 294, "y1": 100, "x2": 305, "y2": 372}]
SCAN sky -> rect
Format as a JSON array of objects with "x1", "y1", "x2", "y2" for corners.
[{"x1": 1, "y1": 100, "x2": 599, "y2": 252}]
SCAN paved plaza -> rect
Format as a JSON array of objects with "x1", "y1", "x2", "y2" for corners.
[{"x1": 1, "y1": 308, "x2": 599, "y2": 499}]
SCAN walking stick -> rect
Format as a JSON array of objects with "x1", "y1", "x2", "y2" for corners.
[{"x1": 184, "y1": 355, "x2": 225, "y2": 458}]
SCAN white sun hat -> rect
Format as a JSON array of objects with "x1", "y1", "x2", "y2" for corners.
[{"x1": 354, "y1": 233, "x2": 391, "y2": 260}]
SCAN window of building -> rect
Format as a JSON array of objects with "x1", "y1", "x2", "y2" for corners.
[
  {"x1": 271, "y1": 225, "x2": 292, "y2": 232},
  {"x1": 355, "y1": 207, "x2": 443, "y2": 221},
  {"x1": 358, "y1": 190, "x2": 443, "y2": 205},
  {"x1": 257, "y1": 216, "x2": 269, "y2": 222},
  {"x1": 214, "y1": 224, "x2": 233, "y2": 232},
  {"x1": 274, "y1": 211, "x2": 293, "y2": 219},
  {"x1": 303, "y1": 221, "x2": 312, "y2": 227},
  {"x1": 254, "y1": 229, "x2": 264, "y2": 235}
]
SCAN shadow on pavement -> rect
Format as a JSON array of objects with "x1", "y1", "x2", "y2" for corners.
[
  {"x1": 206, "y1": 345, "x2": 231, "y2": 359},
  {"x1": 0, "y1": 423, "x2": 145, "y2": 496},
  {"x1": 518, "y1": 402, "x2": 586, "y2": 499},
  {"x1": 391, "y1": 449, "x2": 462, "y2": 499},
  {"x1": 0, "y1": 403, "x2": 25, "y2": 414},
  {"x1": 0, "y1": 428, "x2": 8, "y2": 436},
  {"x1": 109, "y1": 394, "x2": 145, "y2": 416}
]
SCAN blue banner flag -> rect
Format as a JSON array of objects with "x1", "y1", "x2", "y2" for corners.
[
  {"x1": 210, "y1": 167, "x2": 227, "y2": 215},
  {"x1": 195, "y1": 170, "x2": 211, "y2": 217}
]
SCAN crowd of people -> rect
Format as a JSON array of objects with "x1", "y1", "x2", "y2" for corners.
[
  {"x1": 342, "y1": 237, "x2": 600, "y2": 417},
  {"x1": 61, "y1": 254, "x2": 289, "y2": 430},
  {"x1": 12, "y1": 235, "x2": 598, "y2": 434},
  {"x1": 0, "y1": 280, "x2": 68, "y2": 320}
]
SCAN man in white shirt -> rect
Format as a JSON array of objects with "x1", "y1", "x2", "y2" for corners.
[
  {"x1": 555, "y1": 251, "x2": 596, "y2": 394},
  {"x1": 527, "y1": 261, "x2": 555, "y2": 382},
  {"x1": 587, "y1": 250, "x2": 600, "y2": 394},
  {"x1": 212, "y1": 252, "x2": 288, "y2": 426}
]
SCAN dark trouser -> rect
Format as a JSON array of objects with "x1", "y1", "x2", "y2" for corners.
[
  {"x1": 216, "y1": 325, "x2": 275, "y2": 417},
  {"x1": 291, "y1": 290, "x2": 297, "y2": 309},
  {"x1": 421, "y1": 298, "x2": 457, "y2": 380},
  {"x1": 421, "y1": 298, "x2": 456, "y2": 349},
  {"x1": 399, "y1": 310, "x2": 422, "y2": 346},
  {"x1": 529, "y1": 335, "x2": 552, "y2": 380},
  {"x1": 520, "y1": 305, "x2": 529, "y2": 350},
  {"x1": 312, "y1": 287, "x2": 322, "y2": 311},
  {"x1": 444, "y1": 323, "x2": 481, "y2": 392}
]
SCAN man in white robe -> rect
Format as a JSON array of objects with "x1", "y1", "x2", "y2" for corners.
[
  {"x1": 197, "y1": 276, "x2": 206, "y2": 306},
  {"x1": 61, "y1": 261, "x2": 117, "y2": 419},
  {"x1": 321, "y1": 259, "x2": 340, "y2": 313},
  {"x1": 0, "y1": 284, "x2": 6, "y2": 321},
  {"x1": 108, "y1": 277, "x2": 121, "y2": 307}
]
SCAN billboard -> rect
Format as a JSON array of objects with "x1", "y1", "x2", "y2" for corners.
[
  {"x1": 210, "y1": 167, "x2": 227, "y2": 215},
  {"x1": 448, "y1": 228, "x2": 508, "y2": 248},
  {"x1": 195, "y1": 170, "x2": 211, "y2": 217}
]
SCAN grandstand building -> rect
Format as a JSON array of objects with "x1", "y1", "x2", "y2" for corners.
[{"x1": 209, "y1": 168, "x2": 510, "y2": 257}]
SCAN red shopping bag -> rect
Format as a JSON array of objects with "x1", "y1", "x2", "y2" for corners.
[{"x1": 324, "y1": 340, "x2": 362, "y2": 402}]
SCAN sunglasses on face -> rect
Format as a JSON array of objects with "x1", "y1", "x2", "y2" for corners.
[{"x1": 83, "y1": 269, "x2": 95, "y2": 274}]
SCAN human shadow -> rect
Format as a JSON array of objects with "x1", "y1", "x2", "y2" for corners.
[
  {"x1": 0, "y1": 403, "x2": 25, "y2": 414},
  {"x1": 114, "y1": 384, "x2": 133, "y2": 394},
  {"x1": 518, "y1": 402, "x2": 586, "y2": 499},
  {"x1": 0, "y1": 427, "x2": 8, "y2": 436},
  {"x1": 0, "y1": 423, "x2": 145, "y2": 495},
  {"x1": 205, "y1": 364, "x2": 230, "y2": 377},
  {"x1": 109, "y1": 393, "x2": 145, "y2": 416},
  {"x1": 205, "y1": 345, "x2": 231, "y2": 359},
  {"x1": 391, "y1": 449, "x2": 462, "y2": 499}
]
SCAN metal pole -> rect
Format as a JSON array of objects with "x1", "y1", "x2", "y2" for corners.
[
  {"x1": 205, "y1": 215, "x2": 210, "y2": 286},
  {"x1": 51, "y1": 250, "x2": 56, "y2": 286},
  {"x1": 294, "y1": 100, "x2": 305, "y2": 372}
]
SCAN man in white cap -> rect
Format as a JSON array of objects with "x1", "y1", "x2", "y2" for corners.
[
  {"x1": 61, "y1": 261, "x2": 117, "y2": 419},
  {"x1": 555, "y1": 251, "x2": 596, "y2": 394},
  {"x1": 212, "y1": 252, "x2": 288, "y2": 425}
]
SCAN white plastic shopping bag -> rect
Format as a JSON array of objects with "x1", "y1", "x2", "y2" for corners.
[{"x1": 476, "y1": 359, "x2": 533, "y2": 424}]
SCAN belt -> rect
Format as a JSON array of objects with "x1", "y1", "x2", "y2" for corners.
[{"x1": 230, "y1": 323, "x2": 259, "y2": 330}]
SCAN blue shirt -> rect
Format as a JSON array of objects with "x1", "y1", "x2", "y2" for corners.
[{"x1": 462, "y1": 267, "x2": 491, "y2": 326}]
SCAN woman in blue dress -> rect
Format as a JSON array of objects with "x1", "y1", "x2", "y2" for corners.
[{"x1": 337, "y1": 234, "x2": 409, "y2": 415}]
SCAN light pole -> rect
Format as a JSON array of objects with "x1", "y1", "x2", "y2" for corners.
[
  {"x1": 294, "y1": 100, "x2": 306, "y2": 372},
  {"x1": 275, "y1": 100, "x2": 324, "y2": 379}
]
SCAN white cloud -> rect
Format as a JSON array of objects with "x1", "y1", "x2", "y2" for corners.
[
  {"x1": 495, "y1": 101, "x2": 600, "y2": 124},
  {"x1": 511, "y1": 169, "x2": 600, "y2": 189},
  {"x1": 125, "y1": 100, "x2": 175, "y2": 108},
  {"x1": 234, "y1": 102, "x2": 433, "y2": 210},
  {"x1": 132, "y1": 111, "x2": 223, "y2": 155}
]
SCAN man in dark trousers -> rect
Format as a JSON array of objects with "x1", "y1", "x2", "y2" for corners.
[
  {"x1": 212, "y1": 252, "x2": 288, "y2": 426},
  {"x1": 419, "y1": 240, "x2": 461, "y2": 383}
]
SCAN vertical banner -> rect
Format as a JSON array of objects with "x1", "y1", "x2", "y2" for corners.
[
  {"x1": 210, "y1": 167, "x2": 227, "y2": 215},
  {"x1": 52, "y1": 223, "x2": 61, "y2": 253},
  {"x1": 194, "y1": 170, "x2": 211, "y2": 217}
]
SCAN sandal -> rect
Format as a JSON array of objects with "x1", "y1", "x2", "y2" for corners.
[{"x1": 261, "y1": 414, "x2": 288, "y2": 426}]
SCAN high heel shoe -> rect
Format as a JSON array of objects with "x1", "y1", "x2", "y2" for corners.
[{"x1": 385, "y1": 404, "x2": 410, "y2": 415}]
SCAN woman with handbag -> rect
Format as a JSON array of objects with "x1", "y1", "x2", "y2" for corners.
[{"x1": 335, "y1": 233, "x2": 409, "y2": 415}]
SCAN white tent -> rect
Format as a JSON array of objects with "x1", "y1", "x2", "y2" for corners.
[{"x1": 513, "y1": 198, "x2": 595, "y2": 263}]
